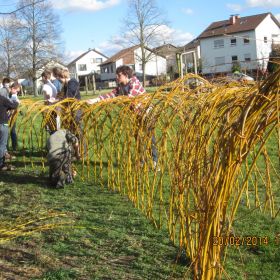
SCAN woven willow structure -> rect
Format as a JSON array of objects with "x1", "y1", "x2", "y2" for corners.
[{"x1": 7, "y1": 70, "x2": 280, "y2": 279}]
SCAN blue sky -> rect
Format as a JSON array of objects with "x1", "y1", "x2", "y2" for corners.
[{"x1": 0, "y1": 0, "x2": 280, "y2": 62}]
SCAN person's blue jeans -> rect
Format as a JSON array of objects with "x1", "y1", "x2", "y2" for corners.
[
  {"x1": 151, "y1": 134, "x2": 158, "y2": 163},
  {"x1": 10, "y1": 123, "x2": 17, "y2": 151},
  {"x1": 0, "y1": 124, "x2": 9, "y2": 167}
]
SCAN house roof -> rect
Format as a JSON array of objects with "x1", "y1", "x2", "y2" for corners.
[
  {"x1": 153, "y1": 44, "x2": 178, "y2": 57},
  {"x1": 67, "y1": 48, "x2": 108, "y2": 66},
  {"x1": 180, "y1": 39, "x2": 200, "y2": 51},
  {"x1": 100, "y1": 45, "x2": 167, "y2": 66},
  {"x1": 100, "y1": 45, "x2": 139, "y2": 66},
  {"x1": 197, "y1": 12, "x2": 280, "y2": 39},
  {"x1": 153, "y1": 43, "x2": 178, "y2": 52}
]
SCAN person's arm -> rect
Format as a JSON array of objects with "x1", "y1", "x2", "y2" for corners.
[
  {"x1": 73, "y1": 142, "x2": 80, "y2": 160},
  {"x1": 86, "y1": 88, "x2": 118, "y2": 104},
  {"x1": 4, "y1": 96, "x2": 19, "y2": 110},
  {"x1": 65, "y1": 130, "x2": 80, "y2": 159}
]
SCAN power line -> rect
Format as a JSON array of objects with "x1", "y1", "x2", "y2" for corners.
[{"x1": 0, "y1": 0, "x2": 45, "y2": 15}]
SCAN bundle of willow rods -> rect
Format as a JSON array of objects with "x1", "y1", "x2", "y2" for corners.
[{"x1": 12, "y1": 71, "x2": 280, "y2": 279}]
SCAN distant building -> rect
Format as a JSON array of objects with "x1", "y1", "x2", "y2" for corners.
[
  {"x1": 197, "y1": 12, "x2": 280, "y2": 75},
  {"x1": 67, "y1": 48, "x2": 108, "y2": 79},
  {"x1": 99, "y1": 45, "x2": 167, "y2": 82},
  {"x1": 153, "y1": 44, "x2": 179, "y2": 78}
]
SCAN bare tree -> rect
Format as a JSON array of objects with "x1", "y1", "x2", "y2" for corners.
[
  {"x1": 123, "y1": 0, "x2": 169, "y2": 86},
  {"x1": 16, "y1": 0, "x2": 63, "y2": 96},
  {"x1": 0, "y1": 15, "x2": 23, "y2": 78}
]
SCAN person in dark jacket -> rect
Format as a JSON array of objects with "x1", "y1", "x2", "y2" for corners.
[
  {"x1": 58, "y1": 69, "x2": 86, "y2": 155},
  {"x1": 58, "y1": 68, "x2": 81, "y2": 100},
  {"x1": 0, "y1": 94, "x2": 19, "y2": 171}
]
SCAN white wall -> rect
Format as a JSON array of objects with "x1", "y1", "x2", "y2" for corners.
[
  {"x1": 255, "y1": 14, "x2": 280, "y2": 70},
  {"x1": 134, "y1": 48, "x2": 167, "y2": 76},
  {"x1": 70, "y1": 50, "x2": 107, "y2": 76},
  {"x1": 201, "y1": 30, "x2": 257, "y2": 74}
]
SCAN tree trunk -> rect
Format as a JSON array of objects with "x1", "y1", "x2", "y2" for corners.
[
  {"x1": 142, "y1": 64, "x2": 146, "y2": 87},
  {"x1": 32, "y1": 76, "x2": 38, "y2": 96}
]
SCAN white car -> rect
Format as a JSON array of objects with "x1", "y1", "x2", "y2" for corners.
[{"x1": 228, "y1": 72, "x2": 254, "y2": 82}]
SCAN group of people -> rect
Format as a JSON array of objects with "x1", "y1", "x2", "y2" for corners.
[
  {"x1": 0, "y1": 78, "x2": 20, "y2": 171},
  {"x1": 0, "y1": 65, "x2": 158, "y2": 187}
]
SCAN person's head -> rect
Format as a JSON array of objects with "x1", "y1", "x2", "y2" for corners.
[
  {"x1": 10, "y1": 82, "x2": 20, "y2": 94},
  {"x1": 57, "y1": 68, "x2": 70, "y2": 83},
  {"x1": 41, "y1": 69, "x2": 52, "y2": 83},
  {"x1": 52, "y1": 67, "x2": 63, "y2": 79},
  {"x1": 2, "y1": 77, "x2": 11, "y2": 88},
  {"x1": 116, "y1": 65, "x2": 133, "y2": 85}
]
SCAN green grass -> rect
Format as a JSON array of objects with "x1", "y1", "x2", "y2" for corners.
[
  {"x1": 0, "y1": 167, "x2": 188, "y2": 279},
  {"x1": 1, "y1": 149, "x2": 279, "y2": 279}
]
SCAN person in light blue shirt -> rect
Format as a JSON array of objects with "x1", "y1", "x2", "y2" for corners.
[{"x1": 52, "y1": 67, "x2": 63, "y2": 99}]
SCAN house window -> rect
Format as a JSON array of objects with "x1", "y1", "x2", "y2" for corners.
[
  {"x1": 96, "y1": 58, "x2": 103, "y2": 63},
  {"x1": 230, "y1": 38, "x2": 236, "y2": 46},
  {"x1": 232, "y1": 55, "x2": 238, "y2": 62},
  {"x1": 243, "y1": 36, "x2": 250, "y2": 44},
  {"x1": 214, "y1": 39, "x2": 224, "y2": 48},
  {"x1": 101, "y1": 67, "x2": 108, "y2": 73},
  {"x1": 78, "y1": 64, "x2": 87, "y2": 71},
  {"x1": 244, "y1": 53, "x2": 251, "y2": 62},
  {"x1": 264, "y1": 36, "x2": 268, "y2": 43},
  {"x1": 214, "y1": 56, "x2": 225, "y2": 66}
]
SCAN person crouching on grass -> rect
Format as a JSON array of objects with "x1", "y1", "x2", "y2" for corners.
[{"x1": 47, "y1": 129, "x2": 80, "y2": 188}]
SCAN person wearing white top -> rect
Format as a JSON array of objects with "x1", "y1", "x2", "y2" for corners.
[
  {"x1": 41, "y1": 70, "x2": 59, "y2": 134},
  {"x1": 41, "y1": 70, "x2": 57, "y2": 104}
]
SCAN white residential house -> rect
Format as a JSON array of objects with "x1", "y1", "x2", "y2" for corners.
[
  {"x1": 197, "y1": 13, "x2": 280, "y2": 75},
  {"x1": 100, "y1": 45, "x2": 167, "y2": 82},
  {"x1": 67, "y1": 48, "x2": 108, "y2": 79}
]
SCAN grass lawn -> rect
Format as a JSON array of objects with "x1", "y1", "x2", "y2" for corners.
[
  {"x1": 0, "y1": 165, "x2": 188, "y2": 279},
  {"x1": 1, "y1": 156, "x2": 279, "y2": 280}
]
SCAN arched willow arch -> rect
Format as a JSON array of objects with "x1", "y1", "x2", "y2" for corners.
[{"x1": 10, "y1": 71, "x2": 280, "y2": 279}]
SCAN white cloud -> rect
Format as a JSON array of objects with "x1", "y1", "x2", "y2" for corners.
[
  {"x1": 96, "y1": 25, "x2": 195, "y2": 56},
  {"x1": 182, "y1": 8, "x2": 193, "y2": 15},
  {"x1": 246, "y1": 0, "x2": 280, "y2": 7},
  {"x1": 226, "y1": 3, "x2": 243, "y2": 12},
  {"x1": 89, "y1": 25, "x2": 195, "y2": 58},
  {"x1": 97, "y1": 39, "x2": 124, "y2": 56},
  {"x1": 155, "y1": 25, "x2": 194, "y2": 47},
  {"x1": 52, "y1": 0, "x2": 120, "y2": 11},
  {"x1": 64, "y1": 50, "x2": 84, "y2": 63}
]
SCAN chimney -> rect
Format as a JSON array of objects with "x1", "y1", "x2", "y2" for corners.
[{"x1": 229, "y1": 14, "x2": 239, "y2": 25}]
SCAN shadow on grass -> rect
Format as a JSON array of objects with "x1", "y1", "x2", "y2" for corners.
[{"x1": 0, "y1": 170, "x2": 47, "y2": 188}]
